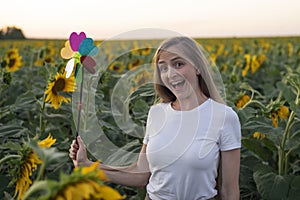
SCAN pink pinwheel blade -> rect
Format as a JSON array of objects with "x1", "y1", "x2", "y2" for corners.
[
  {"x1": 69, "y1": 32, "x2": 86, "y2": 51},
  {"x1": 80, "y1": 56, "x2": 96, "y2": 74}
]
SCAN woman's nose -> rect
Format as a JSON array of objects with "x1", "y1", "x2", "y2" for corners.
[{"x1": 167, "y1": 67, "x2": 178, "y2": 78}]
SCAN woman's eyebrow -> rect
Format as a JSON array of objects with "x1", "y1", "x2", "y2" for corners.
[
  {"x1": 170, "y1": 57, "x2": 183, "y2": 62},
  {"x1": 157, "y1": 60, "x2": 166, "y2": 65},
  {"x1": 158, "y1": 56, "x2": 183, "y2": 64}
]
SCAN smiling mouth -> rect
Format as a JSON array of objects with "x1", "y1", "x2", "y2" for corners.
[{"x1": 171, "y1": 80, "x2": 185, "y2": 90}]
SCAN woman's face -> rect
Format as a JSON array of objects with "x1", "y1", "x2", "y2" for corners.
[{"x1": 157, "y1": 47, "x2": 201, "y2": 102}]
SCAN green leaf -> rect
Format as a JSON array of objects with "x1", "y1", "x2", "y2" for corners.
[
  {"x1": 253, "y1": 166, "x2": 289, "y2": 200},
  {"x1": 0, "y1": 141, "x2": 22, "y2": 151},
  {"x1": 288, "y1": 176, "x2": 300, "y2": 199},
  {"x1": 22, "y1": 180, "x2": 51, "y2": 200},
  {"x1": 276, "y1": 82, "x2": 297, "y2": 112},
  {"x1": 12, "y1": 90, "x2": 37, "y2": 111},
  {"x1": 237, "y1": 107, "x2": 258, "y2": 130},
  {"x1": 243, "y1": 117, "x2": 275, "y2": 133},
  {"x1": 242, "y1": 138, "x2": 274, "y2": 163},
  {"x1": 27, "y1": 140, "x2": 67, "y2": 165},
  {"x1": 131, "y1": 99, "x2": 149, "y2": 120},
  {"x1": 262, "y1": 138, "x2": 278, "y2": 152},
  {"x1": 0, "y1": 123, "x2": 28, "y2": 137}
]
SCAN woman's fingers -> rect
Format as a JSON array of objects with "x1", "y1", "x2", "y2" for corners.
[
  {"x1": 77, "y1": 136, "x2": 85, "y2": 149},
  {"x1": 69, "y1": 136, "x2": 89, "y2": 166},
  {"x1": 69, "y1": 139, "x2": 79, "y2": 160}
]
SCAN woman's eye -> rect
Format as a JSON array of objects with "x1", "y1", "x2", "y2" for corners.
[
  {"x1": 159, "y1": 65, "x2": 168, "y2": 72},
  {"x1": 174, "y1": 61, "x2": 184, "y2": 68}
]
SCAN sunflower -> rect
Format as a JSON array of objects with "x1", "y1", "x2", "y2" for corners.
[
  {"x1": 210, "y1": 53, "x2": 217, "y2": 64},
  {"x1": 44, "y1": 71, "x2": 76, "y2": 109},
  {"x1": 14, "y1": 148, "x2": 42, "y2": 200},
  {"x1": 271, "y1": 105, "x2": 289, "y2": 128},
  {"x1": 4, "y1": 48, "x2": 23, "y2": 72},
  {"x1": 13, "y1": 135, "x2": 56, "y2": 200},
  {"x1": 221, "y1": 64, "x2": 228, "y2": 73},
  {"x1": 287, "y1": 42, "x2": 293, "y2": 57},
  {"x1": 253, "y1": 131, "x2": 266, "y2": 139},
  {"x1": 128, "y1": 58, "x2": 143, "y2": 71},
  {"x1": 277, "y1": 105, "x2": 289, "y2": 119},
  {"x1": 108, "y1": 61, "x2": 125, "y2": 74},
  {"x1": 130, "y1": 70, "x2": 152, "y2": 94},
  {"x1": 235, "y1": 94, "x2": 250, "y2": 109},
  {"x1": 34, "y1": 45, "x2": 56, "y2": 67},
  {"x1": 140, "y1": 47, "x2": 152, "y2": 56},
  {"x1": 131, "y1": 47, "x2": 152, "y2": 56},
  {"x1": 250, "y1": 55, "x2": 260, "y2": 74},
  {"x1": 242, "y1": 54, "x2": 251, "y2": 76},
  {"x1": 271, "y1": 113, "x2": 278, "y2": 128},
  {"x1": 47, "y1": 161, "x2": 125, "y2": 200}
]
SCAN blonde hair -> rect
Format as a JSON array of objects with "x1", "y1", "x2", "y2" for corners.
[{"x1": 153, "y1": 36, "x2": 225, "y2": 104}]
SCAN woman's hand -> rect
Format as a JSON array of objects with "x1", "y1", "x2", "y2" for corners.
[{"x1": 69, "y1": 136, "x2": 92, "y2": 167}]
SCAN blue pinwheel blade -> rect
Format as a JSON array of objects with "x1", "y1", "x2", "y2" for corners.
[{"x1": 78, "y1": 38, "x2": 98, "y2": 56}]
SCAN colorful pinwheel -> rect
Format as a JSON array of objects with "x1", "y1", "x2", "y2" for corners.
[
  {"x1": 61, "y1": 32, "x2": 98, "y2": 79},
  {"x1": 60, "y1": 32, "x2": 99, "y2": 140}
]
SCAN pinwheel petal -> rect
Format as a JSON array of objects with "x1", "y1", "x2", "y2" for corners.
[
  {"x1": 78, "y1": 38, "x2": 98, "y2": 56},
  {"x1": 70, "y1": 32, "x2": 86, "y2": 51},
  {"x1": 80, "y1": 56, "x2": 96, "y2": 74},
  {"x1": 65, "y1": 58, "x2": 75, "y2": 78},
  {"x1": 75, "y1": 63, "x2": 82, "y2": 84},
  {"x1": 61, "y1": 40, "x2": 74, "y2": 59}
]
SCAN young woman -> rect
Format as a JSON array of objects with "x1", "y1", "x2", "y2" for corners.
[{"x1": 69, "y1": 36, "x2": 241, "y2": 200}]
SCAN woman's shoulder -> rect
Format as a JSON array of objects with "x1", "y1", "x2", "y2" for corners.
[
  {"x1": 210, "y1": 99, "x2": 239, "y2": 121},
  {"x1": 150, "y1": 102, "x2": 169, "y2": 109},
  {"x1": 148, "y1": 102, "x2": 169, "y2": 114}
]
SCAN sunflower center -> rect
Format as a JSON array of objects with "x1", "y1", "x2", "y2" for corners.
[
  {"x1": 8, "y1": 58, "x2": 16, "y2": 68},
  {"x1": 52, "y1": 78, "x2": 65, "y2": 95},
  {"x1": 113, "y1": 64, "x2": 120, "y2": 71}
]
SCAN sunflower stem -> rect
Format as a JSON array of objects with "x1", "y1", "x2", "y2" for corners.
[
  {"x1": 39, "y1": 94, "x2": 46, "y2": 136},
  {"x1": 22, "y1": 180, "x2": 49, "y2": 200},
  {"x1": 35, "y1": 161, "x2": 46, "y2": 181},
  {"x1": 278, "y1": 87, "x2": 299, "y2": 175}
]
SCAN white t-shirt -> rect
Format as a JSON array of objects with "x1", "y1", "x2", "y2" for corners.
[{"x1": 143, "y1": 98, "x2": 241, "y2": 200}]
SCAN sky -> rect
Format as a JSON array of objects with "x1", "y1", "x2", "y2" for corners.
[{"x1": 1, "y1": 0, "x2": 300, "y2": 40}]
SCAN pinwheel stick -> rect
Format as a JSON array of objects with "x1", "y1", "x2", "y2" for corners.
[{"x1": 76, "y1": 67, "x2": 84, "y2": 144}]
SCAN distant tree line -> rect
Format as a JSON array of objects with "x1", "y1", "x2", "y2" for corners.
[{"x1": 0, "y1": 26, "x2": 26, "y2": 39}]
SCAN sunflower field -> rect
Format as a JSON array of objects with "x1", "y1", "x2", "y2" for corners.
[{"x1": 0, "y1": 36, "x2": 300, "y2": 200}]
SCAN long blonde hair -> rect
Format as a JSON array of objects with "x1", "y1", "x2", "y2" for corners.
[{"x1": 153, "y1": 36, "x2": 225, "y2": 104}]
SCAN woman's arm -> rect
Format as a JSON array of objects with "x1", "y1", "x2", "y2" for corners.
[
  {"x1": 221, "y1": 148, "x2": 240, "y2": 200},
  {"x1": 100, "y1": 144, "x2": 150, "y2": 187},
  {"x1": 69, "y1": 136, "x2": 150, "y2": 187}
]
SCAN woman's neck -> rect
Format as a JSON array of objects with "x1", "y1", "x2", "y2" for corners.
[{"x1": 172, "y1": 93, "x2": 208, "y2": 111}]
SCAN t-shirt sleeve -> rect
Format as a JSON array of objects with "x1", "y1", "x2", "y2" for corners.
[
  {"x1": 143, "y1": 132, "x2": 149, "y2": 144},
  {"x1": 143, "y1": 106, "x2": 153, "y2": 145},
  {"x1": 219, "y1": 107, "x2": 241, "y2": 151}
]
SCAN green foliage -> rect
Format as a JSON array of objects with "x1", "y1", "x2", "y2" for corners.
[{"x1": 0, "y1": 37, "x2": 300, "y2": 199}]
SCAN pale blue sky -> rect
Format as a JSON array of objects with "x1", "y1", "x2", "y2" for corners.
[{"x1": 1, "y1": 0, "x2": 299, "y2": 39}]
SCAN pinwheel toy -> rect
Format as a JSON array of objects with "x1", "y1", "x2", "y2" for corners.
[{"x1": 60, "y1": 32, "x2": 98, "y2": 141}]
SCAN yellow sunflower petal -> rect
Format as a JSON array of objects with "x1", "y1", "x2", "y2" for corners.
[
  {"x1": 277, "y1": 106, "x2": 289, "y2": 119},
  {"x1": 96, "y1": 185, "x2": 126, "y2": 200},
  {"x1": 38, "y1": 133, "x2": 56, "y2": 148},
  {"x1": 81, "y1": 161, "x2": 100, "y2": 175}
]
